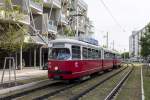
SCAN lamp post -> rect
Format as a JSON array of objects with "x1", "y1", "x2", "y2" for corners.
[
  {"x1": 76, "y1": 5, "x2": 79, "y2": 37},
  {"x1": 103, "y1": 32, "x2": 109, "y2": 48},
  {"x1": 124, "y1": 48, "x2": 126, "y2": 61}
]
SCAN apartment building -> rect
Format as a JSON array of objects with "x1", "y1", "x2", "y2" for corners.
[
  {"x1": 0, "y1": 0, "x2": 92, "y2": 69},
  {"x1": 67, "y1": 0, "x2": 89, "y2": 36},
  {"x1": 129, "y1": 28, "x2": 146, "y2": 60}
]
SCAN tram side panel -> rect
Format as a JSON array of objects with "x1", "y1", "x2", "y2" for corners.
[
  {"x1": 103, "y1": 59, "x2": 114, "y2": 70},
  {"x1": 102, "y1": 51, "x2": 114, "y2": 70},
  {"x1": 81, "y1": 60, "x2": 103, "y2": 75},
  {"x1": 48, "y1": 60, "x2": 103, "y2": 80}
]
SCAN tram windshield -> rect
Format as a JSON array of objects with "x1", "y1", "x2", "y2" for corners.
[{"x1": 49, "y1": 48, "x2": 70, "y2": 60}]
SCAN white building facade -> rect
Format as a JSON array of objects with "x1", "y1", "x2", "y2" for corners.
[{"x1": 129, "y1": 28, "x2": 146, "y2": 60}]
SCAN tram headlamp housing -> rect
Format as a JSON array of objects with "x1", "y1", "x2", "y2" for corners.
[{"x1": 54, "y1": 66, "x2": 58, "y2": 71}]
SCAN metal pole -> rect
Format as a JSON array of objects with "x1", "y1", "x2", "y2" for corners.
[
  {"x1": 13, "y1": 58, "x2": 16, "y2": 85},
  {"x1": 9, "y1": 58, "x2": 11, "y2": 84},
  {"x1": 113, "y1": 40, "x2": 114, "y2": 50},
  {"x1": 124, "y1": 49, "x2": 126, "y2": 61},
  {"x1": 106, "y1": 32, "x2": 108, "y2": 48},
  {"x1": 29, "y1": 48, "x2": 31, "y2": 67},
  {"x1": 1, "y1": 58, "x2": 6, "y2": 84},
  {"x1": 76, "y1": 4, "x2": 79, "y2": 37},
  {"x1": 43, "y1": 53, "x2": 44, "y2": 66},
  {"x1": 40, "y1": 47, "x2": 42, "y2": 69},
  {"x1": 34, "y1": 48, "x2": 36, "y2": 68},
  {"x1": 15, "y1": 52, "x2": 17, "y2": 69},
  {"x1": 20, "y1": 45, "x2": 23, "y2": 70}
]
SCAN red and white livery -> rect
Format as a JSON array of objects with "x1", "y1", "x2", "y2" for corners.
[{"x1": 48, "y1": 38, "x2": 122, "y2": 80}]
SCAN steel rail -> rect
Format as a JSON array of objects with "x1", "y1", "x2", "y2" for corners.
[
  {"x1": 34, "y1": 67, "x2": 127, "y2": 100},
  {"x1": 0, "y1": 80, "x2": 59, "y2": 99},
  {"x1": 104, "y1": 65, "x2": 134, "y2": 100},
  {"x1": 69, "y1": 66, "x2": 128, "y2": 100}
]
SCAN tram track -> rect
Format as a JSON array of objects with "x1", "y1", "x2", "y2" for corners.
[
  {"x1": 78, "y1": 64, "x2": 134, "y2": 100},
  {"x1": 35, "y1": 65, "x2": 127, "y2": 100},
  {"x1": 0, "y1": 80, "x2": 60, "y2": 99},
  {"x1": 0, "y1": 65, "x2": 127, "y2": 100},
  {"x1": 69, "y1": 65, "x2": 131, "y2": 100},
  {"x1": 104, "y1": 64, "x2": 134, "y2": 100}
]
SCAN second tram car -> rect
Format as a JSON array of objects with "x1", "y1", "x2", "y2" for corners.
[{"x1": 48, "y1": 38, "x2": 122, "y2": 80}]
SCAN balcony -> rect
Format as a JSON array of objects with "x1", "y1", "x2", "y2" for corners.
[
  {"x1": 57, "y1": 14, "x2": 68, "y2": 25},
  {"x1": 0, "y1": 7, "x2": 30, "y2": 25},
  {"x1": 48, "y1": 20, "x2": 57, "y2": 34},
  {"x1": 29, "y1": 0, "x2": 43, "y2": 14},
  {"x1": 17, "y1": 14, "x2": 30, "y2": 25},
  {"x1": 43, "y1": 0, "x2": 61, "y2": 8},
  {"x1": 78, "y1": 26, "x2": 85, "y2": 33},
  {"x1": 0, "y1": 0, "x2": 4, "y2": 5},
  {"x1": 78, "y1": 0, "x2": 88, "y2": 11}
]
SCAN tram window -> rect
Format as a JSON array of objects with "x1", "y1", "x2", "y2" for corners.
[
  {"x1": 108, "y1": 53, "x2": 114, "y2": 59},
  {"x1": 83, "y1": 47, "x2": 88, "y2": 59},
  {"x1": 98, "y1": 50, "x2": 101, "y2": 59},
  {"x1": 72, "y1": 46, "x2": 81, "y2": 59},
  {"x1": 95, "y1": 50, "x2": 99, "y2": 59},
  {"x1": 49, "y1": 48, "x2": 70, "y2": 60},
  {"x1": 110, "y1": 53, "x2": 113, "y2": 59},
  {"x1": 104, "y1": 52, "x2": 110, "y2": 59},
  {"x1": 92, "y1": 49, "x2": 95, "y2": 59},
  {"x1": 92, "y1": 49, "x2": 98, "y2": 59},
  {"x1": 88, "y1": 48, "x2": 92, "y2": 59}
]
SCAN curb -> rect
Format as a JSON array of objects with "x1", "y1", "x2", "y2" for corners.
[{"x1": 0, "y1": 79, "x2": 50, "y2": 95}]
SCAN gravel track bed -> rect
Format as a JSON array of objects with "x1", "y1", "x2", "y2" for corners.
[
  {"x1": 116, "y1": 64, "x2": 141, "y2": 100},
  {"x1": 14, "y1": 82, "x2": 70, "y2": 100},
  {"x1": 79, "y1": 66, "x2": 131, "y2": 100}
]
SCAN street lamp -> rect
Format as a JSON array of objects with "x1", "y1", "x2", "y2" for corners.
[
  {"x1": 124, "y1": 48, "x2": 126, "y2": 61},
  {"x1": 110, "y1": 40, "x2": 115, "y2": 50},
  {"x1": 103, "y1": 32, "x2": 109, "y2": 48}
]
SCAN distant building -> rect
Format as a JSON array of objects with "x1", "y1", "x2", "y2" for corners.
[{"x1": 129, "y1": 27, "x2": 147, "y2": 60}]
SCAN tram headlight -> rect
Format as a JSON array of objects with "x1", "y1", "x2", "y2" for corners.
[{"x1": 54, "y1": 66, "x2": 58, "y2": 71}]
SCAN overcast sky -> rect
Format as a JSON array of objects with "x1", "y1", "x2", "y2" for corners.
[{"x1": 84, "y1": 0, "x2": 150, "y2": 52}]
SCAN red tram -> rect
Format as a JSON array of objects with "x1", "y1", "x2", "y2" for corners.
[{"x1": 48, "y1": 38, "x2": 122, "y2": 80}]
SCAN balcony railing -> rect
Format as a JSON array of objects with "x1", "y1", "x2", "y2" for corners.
[
  {"x1": 0, "y1": 9, "x2": 30, "y2": 25},
  {"x1": 0, "y1": 0, "x2": 4, "y2": 5},
  {"x1": 43, "y1": 0, "x2": 61, "y2": 8},
  {"x1": 29, "y1": 0, "x2": 43, "y2": 14},
  {"x1": 53, "y1": 0, "x2": 61, "y2": 7},
  {"x1": 57, "y1": 14, "x2": 68, "y2": 25},
  {"x1": 48, "y1": 20, "x2": 57, "y2": 33},
  {"x1": 78, "y1": 0, "x2": 88, "y2": 10},
  {"x1": 17, "y1": 14, "x2": 30, "y2": 25}
]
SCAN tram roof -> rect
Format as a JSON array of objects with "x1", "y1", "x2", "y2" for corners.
[
  {"x1": 49, "y1": 38, "x2": 120, "y2": 55},
  {"x1": 49, "y1": 38, "x2": 102, "y2": 49}
]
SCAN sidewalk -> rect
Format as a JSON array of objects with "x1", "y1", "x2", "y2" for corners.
[{"x1": 0, "y1": 67, "x2": 47, "y2": 83}]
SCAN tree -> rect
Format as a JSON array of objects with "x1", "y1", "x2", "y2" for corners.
[
  {"x1": 0, "y1": 23, "x2": 27, "y2": 55},
  {"x1": 140, "y1": 25, "x2": 150, "y2": 59},
  {"x1": 121, "y1": 52, "x2": 129, "y2": 59},
  {"x1": 0, "y1": 0, "x2": 28, "y2": 55},
  {"x1": 64, "y1": 27, "x2": 75, "y2": 37}
]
